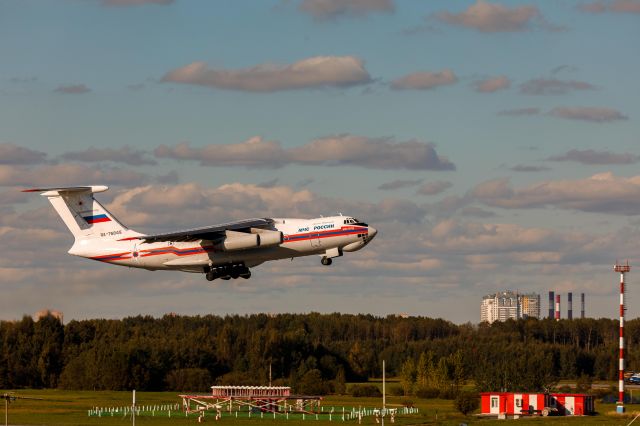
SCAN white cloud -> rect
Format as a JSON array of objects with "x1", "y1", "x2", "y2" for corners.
[
  {"x1": 519, "y1": 78, "x2": 596, "y2": 95},
  {"x1": 416, "y1": 181, "x2": 452, "y2": 196},
  {"x1": 0, "y1": 164, "x2": 149, "y2": 187},
  {"x1": 549, "y1": 106, "x2": 628, "y2": 122},
  {"x1": 103, "y1": 0, "x2": 174, "y2": 6},
  {"x1": 390, "y1": 69, "x2": 457, "y2": 90},
  {"x1": 378, "y1": 179, "x2": 423, "y2": 190},
  {"x1": 580, "y1": 1, "x2": 640, "y2": 14},
  {"x1": 547, "y1": 149, "x2": 638, "y2": 165},
  {"x1": 474, "y1": 75, "x2": 510, "y2": 93},
  {"x1": 510, "y1": 164, "x2": 551, "y2": 172},
  {"x1": 298, "y1": 0, "x2": 394, "y2": 20},
  {"x1": 436, "y1": 1, "x2": 540, "y2": 33},
  {"x1": 497, "y1": 107, "x2": 540, "y2": 116},
  {"x1": 471, "y1": 173, "x2": 640, "y2": 215},
  {"x1": 161, "y1": 56, "x2": 372, "y2": 92},
  {"x1": 62, "y1": 146, "x2": 157, "y2": 166},
  {"x1": 289, "y1": 135, "x2": 455, "y2": 170},
  {"x1": 155, "y1": 137, "x2": 288, "y2": 168},
  {"x1": 155, "y1": 135, "x2": 456, "y2": 171},
  {"x1": 54, "y1": 84, "x2": 91, "y2": 94},
  {"x1": 0, "y1": 143, "x2": 47, "y2": 164}
]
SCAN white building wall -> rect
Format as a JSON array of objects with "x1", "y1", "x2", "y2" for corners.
[{"x1": 480, "y1": 292, "x2": 540, "y2": 323}]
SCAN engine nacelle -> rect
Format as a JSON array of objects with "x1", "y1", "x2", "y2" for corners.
[
  {"x1": 251, "y1": 228, "x2": 283, "y2": 247},
  {"x1": 215, "y1": 229, "x2": 283, "y2": 252},
  {"x1": 215, "y1": 230, "x2": 259, "y2": 251}
]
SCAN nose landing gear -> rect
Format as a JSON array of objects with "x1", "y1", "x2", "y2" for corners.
[{"x1": 321, "y1": 257, "x2": 332, "y2": 266}]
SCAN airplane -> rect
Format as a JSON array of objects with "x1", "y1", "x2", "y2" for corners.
[{"x1": 23, "y1": 186, "x2": 377, "y2": 281}]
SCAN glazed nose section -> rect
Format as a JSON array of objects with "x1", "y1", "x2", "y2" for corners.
[{"x1": 367, "y1": 226, "x2": 378, "y2": 241}]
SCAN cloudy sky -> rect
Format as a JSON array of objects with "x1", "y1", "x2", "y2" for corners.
[{"x1": 1, "y1": 0, "x2": 639, "y2": 323}]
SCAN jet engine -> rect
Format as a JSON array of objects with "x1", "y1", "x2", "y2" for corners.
[
  {"x1": 250, "y1": 228, "x2": 283, "y2": 247},
  {"x1": 214, "y1": 229, "x2": 283, "y2": 252}
]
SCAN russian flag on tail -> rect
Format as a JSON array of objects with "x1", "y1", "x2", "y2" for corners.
[{"x1": 83, "y1": 214, "x2": 111, "y2": 224}]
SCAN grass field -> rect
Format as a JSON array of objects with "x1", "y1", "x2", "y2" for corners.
[{"x1": 3, "y1": 389, "x2": 640, "y2": 425}]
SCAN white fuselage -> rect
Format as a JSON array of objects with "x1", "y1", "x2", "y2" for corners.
[{"x1": 76, "y1": 216, "x2": 376, "y2": 273}]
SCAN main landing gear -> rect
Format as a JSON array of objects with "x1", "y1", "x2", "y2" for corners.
[
  {"x1": 204, "y1": 264, "x2": 251, "y2": 281},
  {"x1": 321, "y1": 257, "x2": 332, "y2": 266}
]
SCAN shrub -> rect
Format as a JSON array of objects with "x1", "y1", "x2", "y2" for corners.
[
  {"x1": 455, "y1": 391, "x2": 479, "y2": 416},
  {"x1": 401, "y1": 399, "x2": 414, "y2": 408},
  {"x1": 438, "y1": 387, "x2": 458, "y2": 400},
  {"x1": 389, "y1": 385, "x2": 404, "y2": 396},
  {"x1": 590, "y1": 387, "x2": 610, "y2": 399},
  {"x1": 350, "y1": 384, "x2": 382, "y2": 397},
  {"x1": 575, "y1": 374, "x2": 592, "y2": 393},
  {"x1": 297, "y1": 369, "x2": 332, "y2": 395},
  {"x1": 415, "y1": 387, "x2": 440, "y2": 399}
]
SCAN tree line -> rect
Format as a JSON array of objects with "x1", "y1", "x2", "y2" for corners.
[{"x1": 0, "y1": 313, "x2": 637, "y2": 394}]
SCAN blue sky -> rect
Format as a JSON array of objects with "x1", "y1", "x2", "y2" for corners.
[{"x1": 1, "y1": 0, "x2": 639, "y2": 323}]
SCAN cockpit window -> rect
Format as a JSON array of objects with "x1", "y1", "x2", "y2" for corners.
[
  {"x1": 345, "y1": 217, "x2": 367, "y2": 226},
  {"x1": 353, "y1": 218, "x2": 368, "y2": 226}
]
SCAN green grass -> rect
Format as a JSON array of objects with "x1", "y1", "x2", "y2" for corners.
[{"x1": 2, "y1": 389, "x2": 640, "y2": 425}]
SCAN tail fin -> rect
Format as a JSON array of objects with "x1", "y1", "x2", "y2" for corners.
[{"x1": 23, "y1": 186, "x2": 131, "y2": 240}]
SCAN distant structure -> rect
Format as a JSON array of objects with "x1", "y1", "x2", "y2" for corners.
[
  {"x1": 549, "y1": 291, "x2": 588, "y2": 319},
  {"x1": 614, "y1": 261, "x2": 631, "y2": 414},
  {"x1": 180, "y1": 386, "x2": 322, "y2": 415},
  {"x1": 480, "y1": 291, "x2": 540, "y2": 324},
  {"x1": 34, "y1": 309, "x2": 63, "y2": 323}
]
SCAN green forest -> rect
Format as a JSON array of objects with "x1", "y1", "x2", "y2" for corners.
[{"x1": 0, "y1": 313, "x2": 636, "y2": 396}]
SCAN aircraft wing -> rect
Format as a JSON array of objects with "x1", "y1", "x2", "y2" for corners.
[{"x1": 139, "y1": 218, "x2": 274, "y2": 243}]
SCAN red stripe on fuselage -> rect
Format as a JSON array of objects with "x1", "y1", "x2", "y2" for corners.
[
  {"x1": 139, "y1": 246, "x2": 215, "y2": 258},
  {"x1": 283, "y1": 226, "x2": 367, "y2": 243}
]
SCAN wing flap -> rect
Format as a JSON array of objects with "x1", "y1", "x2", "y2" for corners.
[{"x1": 140, "y1": 218, "x2": 274, "y2": 243}]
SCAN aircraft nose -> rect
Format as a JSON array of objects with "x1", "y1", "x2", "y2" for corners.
[{"x1": 368, "y1": 226, "x2": 378, "y2": 241}]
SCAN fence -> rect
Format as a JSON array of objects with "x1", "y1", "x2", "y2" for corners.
[{"x1": 88, "y1": 404, "x2": 419, "y2": 421}]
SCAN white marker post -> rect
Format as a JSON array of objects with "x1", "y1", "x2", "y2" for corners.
[
  {"x1": 382, "y1": 360, "x2": 386, "y2": 426},
  {"x1": 132, "y1": 390, "x2": 136, "y2": 426}
]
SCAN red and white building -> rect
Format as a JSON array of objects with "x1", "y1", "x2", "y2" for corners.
[{"x1": 480, "y1": 392, "x2": 594, "y2": 417}]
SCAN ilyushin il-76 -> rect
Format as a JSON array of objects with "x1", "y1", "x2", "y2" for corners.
[{"x1": 24, "y1": 186, "x2": 377, "y2": 281}]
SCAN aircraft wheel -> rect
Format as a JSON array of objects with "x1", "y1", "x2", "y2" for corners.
[
  {"x1": 321, "y1": 257, "x2": 332, "y2": 266},
  {"x1": 240, "y1": 271, "x2": 251, "y2": 279},
  {"x1": 221, "y1": 275, "x2": 231, "y2": 280},
  {"x1": 205, "y1": 272, "x2": 216, "y2": 281}
]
